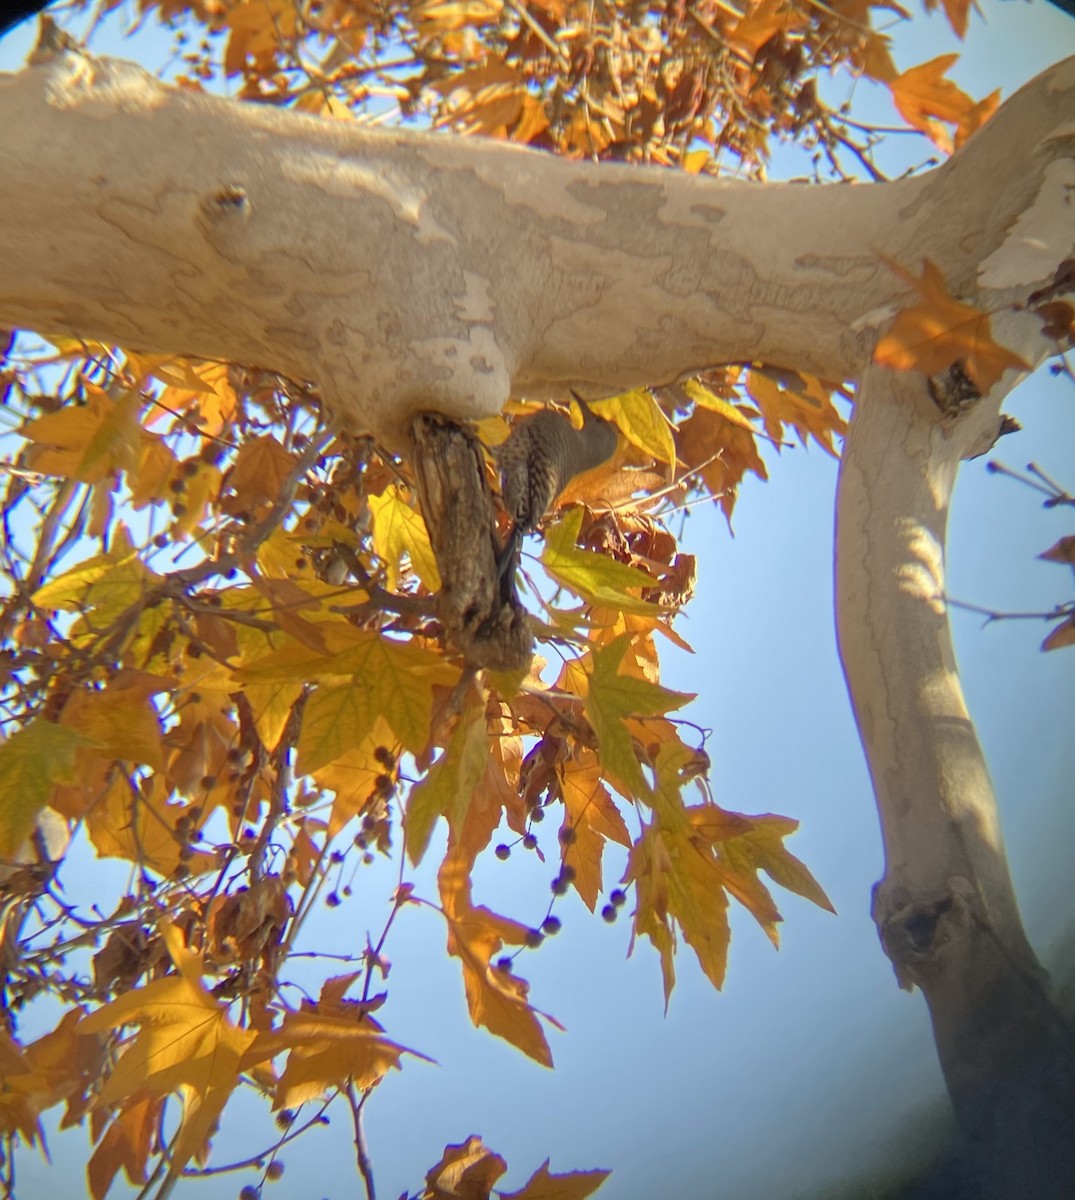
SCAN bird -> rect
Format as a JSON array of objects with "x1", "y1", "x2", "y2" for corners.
[{"x1": 494, "y1": 396, "x2": 618, "y2": 600}]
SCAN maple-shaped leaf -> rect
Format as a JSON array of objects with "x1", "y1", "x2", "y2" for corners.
[
  {"x1": 88, "y1": 1094, "x2": 162, "y2": 1200},
  {"x1": 146, "y1": 358, "x2": 238, "y2": 436},
  {"x1": 438, "y1": 841, "x2": 561, "y2": 1065},
  {"x1": 129, "y1": 436, "x2": 180, "y2": 509},
  {"x1": 745, "y1": 369, "x2": 846, "y2": 457},
  {"x1": 237, "y1": 625, "x2": 457, "y2": 754},
  {"x1": 242, "y1": 974, "x2": 428, "y2": 1110},
  {"x1": 78, "y1": 923, "x2": 256, "y2": 1176},
  {"x1": 923, "y1": 0, "x2": 973, "y2": 38},
  {"x1": 591, "y1": 389, "x2": 675, "y2": 466},
  {"x1": 310, "y1": 716, "x2": 397, "y2": 837},
  {"x1": 874, "y1": 258, "x2": 1028, "y2": 394},
  {"x1": 676, "y1": 392, "x2": 768, "y2": 525},
  {"x1": 543, "y1": 510, "x2": 662, "y2": 616},
  {"x1": 559, "y1": 752, "x2": 631, "y2": 912},
  {"x1": 32, "y1": 526, "x2": 158, "y2": 619},
  {"x1": 59, "y1": 670, "x2": 170, "y2": 772},
  {"x1": 421, "y1": 1136, "x2": 507, "y2": 1200},
  {"x1": 584, "y1": 636, "x2": 692, "y2": 800},
  {"x1": 501, "y1": 1159, "x2": 612, "y2": 1200},
  {"x1": 369, "y1": 483, "x2": 443, "y2": 592},
  {"x1": 406, "y1": 707, "x2": 490, "y2": 864},
  {"x1": 87, "y1": 773, "x2": 215, "y2": 877},
  {"x1": 887, "y1": 55, "x2": 998, "y2": 154},
  {"x1": 222, "y1": 434, "x2": 297, "y2": 510},
  {"x1": 20, "y1": 386, "x2": 145, "y2": 483},
  {"x1": 719, "y1": 812, "x2": 835, "y2": 917},
  {"x1": 0, "y1": 719, "x2": 87, "y2": 856}
]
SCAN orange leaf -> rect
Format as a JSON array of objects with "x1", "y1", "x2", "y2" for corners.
[
  {"x1": 874, "y1": 258, "x2": 1027, "y2": 393},
  {"x1": 78, "y1": 924, "x2": 256, "y2": 1175},
  {"x1": 242, "y1": 975, "x2": 427, "y2": 1110},
  {"x1": 438, "y1": 841, "x2": 561, "y2": 1065},
  {"x1": 502, "y1": 1160, "x2": 611, "y2": 1200},
  {"x1": 888, "y1": 55, "x2": 998, "y2": 154},
  {"x1": 422, "y1": 1136, "x2": 507, "y2": 1200}
]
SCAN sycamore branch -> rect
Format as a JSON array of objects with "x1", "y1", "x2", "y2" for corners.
[{"x1": 0, "y1": 44, "x2": 1072, "y2": 439}]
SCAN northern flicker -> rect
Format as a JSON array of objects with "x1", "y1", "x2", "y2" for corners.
[{"x1": 494, "y1": 398, "x2": 618, "y2": 599}]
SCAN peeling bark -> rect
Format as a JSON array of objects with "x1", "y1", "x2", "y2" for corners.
[
  {"x1": 410, "y1": 414, "x2": 532, "y2": 670},
  {"x1": 0, "y1": 45, "x2": 1072, "y2": 439},
  {"x1": 836, "y1": 363, "x2": 1075, "y2": 1197}
]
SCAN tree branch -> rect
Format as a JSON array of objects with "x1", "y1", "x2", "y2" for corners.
[{"x1": 0, "y1": 47, "x2": 1071, "y2": 438}]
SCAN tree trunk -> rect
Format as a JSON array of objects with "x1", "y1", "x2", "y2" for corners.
[{"x1": 834, "y1": 364, "x2": 1075, "y2": 1198}]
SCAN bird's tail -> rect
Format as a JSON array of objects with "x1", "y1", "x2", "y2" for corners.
[{"x1": 497, "y1": 523, "x2": 524, "y2": 605}]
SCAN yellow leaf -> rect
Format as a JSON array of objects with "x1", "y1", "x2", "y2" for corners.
[
  {"x1": 59, "y1": 671, "x2": 170, "y2": 772},
  {"x1": 874, "y1": 258, "x2": 1028, "y2": 393},
  {"x1": 242, "y1": 975, "x2": 428, "y2": 1110},
  {"x1": 150, "y1": 359, "x2": 237, "y2": 435},
  {"x1": 405, "y1": 707, "x2": 489, "y2": 865},
  {"x1": 369, "y1": 484, "x2": 442, "y2": 591},
  {"x1": 21, "y1": 387, "x2": 145, "y2": 483},
  {"x1": 78, "y1": 923, "x2": 256, "y2": 1175},
  {"x1": 87, "y1": 773, "x2": 215, "y2": 877},
  {"x1": 584, "y1": 637, "x2": 692, "y2": 799},
  {"x1": 542, "y1": 510, "x2": 660, "y2": 616},
  {"x1": 501, "y1": 1160, "x2": 611, "y2": 1200},
  {"x1": 559, "y1": 752, "x2": 631, "y2": 912},
  {"x1": 237, "y1": 628, "x2": 457, "y2": 754},
  {"x1": 719, "y1": 812, "x2": 835, "y2": 916},
  {"x1": 0, "y1": 720, "x2": 85, "y2": 855},
  {"x1": 592, "y1": 389, "x2": 675, "y2": 466},
  {"x1": 129, "y1": 436, "x2": 179, "y2": 509},
  {"x1": 297, "y1": 683, "x2": 375, "y2": 775},
  {"x1": 438, "y1": 842, "x2": 560, "y2": 1065},
  {"x1": 422, "y1": 1137, "x2": 507, "y2": 1200}
]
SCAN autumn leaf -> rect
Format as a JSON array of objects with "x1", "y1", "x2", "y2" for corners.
[
  {"x1": 21, "y1": 386, "x2": 145, "y2": 483},
  {"x1": 592, "y1": 389, "x2": 676, "y2": 466},
  {"x1": 745, "y1": 369, "x2": 845, "y2": 457},
  {"x1": 924, "y1": 0, "x2": 974, "y2": 38},
  {"x1": 242, "y1": 974, "x2": 428, "y2": 1110},
  {"x1": 584, "y1": 636, "x2": 692, "y2": 799},
  {"x1": 59, "y1": 670, "x2": 170, "y2": 772},
  {"x1": 543, "y1": 510, "x2": 661, "y2": 615},
  {"x1": 720, "y1": 812, "x2": 835, "y2": 915},
  {"x1": 222, "y1": 434, "x2": 297, "y2": 510},
  {"x1": 439, "y1": 840, "x2": 560, "y2": 1065},
  {"x1": 421, "y1": 1136, "x2": 507, "y2": 1200},
  {"x1": 88, "y1": 1095, "x2": 162, "y2": 1200},
  {"x1": 888, "y1": 55, "x2": 998, "y2": 154},
  {"x1": 0, "y1": 719, "x2": 87, "y2": 856},
  {"x1": 405, "y1": 707, "x2": 489, "y2": 864},
  {"x1": 559, "y1": 752, "x2": 631, "y2": 912},
  {"x1": 1042, "y1": 613, "x2": 1075, "y2": 653},
  {"x1": 147, "y1": 358, "x2": 238, "y2": 435},
  {"x1": 238, "y1": 625, "x2": 458, "y2": 755},
  {"x1": 874, "y1": 258, "x2": 1027, "y2": 394},
  {"x1": 78, "y1": 923, "x2": 256, "y2": 1175},
  {"x1": 502, "y1": 1159, "x2": 611, "y2": 1200},
  {"x1": 86, "y1": 773, "x2": 216, "y2": 877},
  {"x1": 369, "y1": 483, "x2": 442, "y2": 591}
]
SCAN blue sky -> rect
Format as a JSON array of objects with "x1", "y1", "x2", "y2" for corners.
[{"x1": 2, "y1": 4, "x2": 1074, "y2": 1198}]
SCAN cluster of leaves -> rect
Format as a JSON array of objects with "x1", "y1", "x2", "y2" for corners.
[
  {"x1": 0, "y1": 329, "x2": 839, "y2": 1197},
  {"x1": 83, "y1": 0, "x2": 998, "y2": 178}
]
